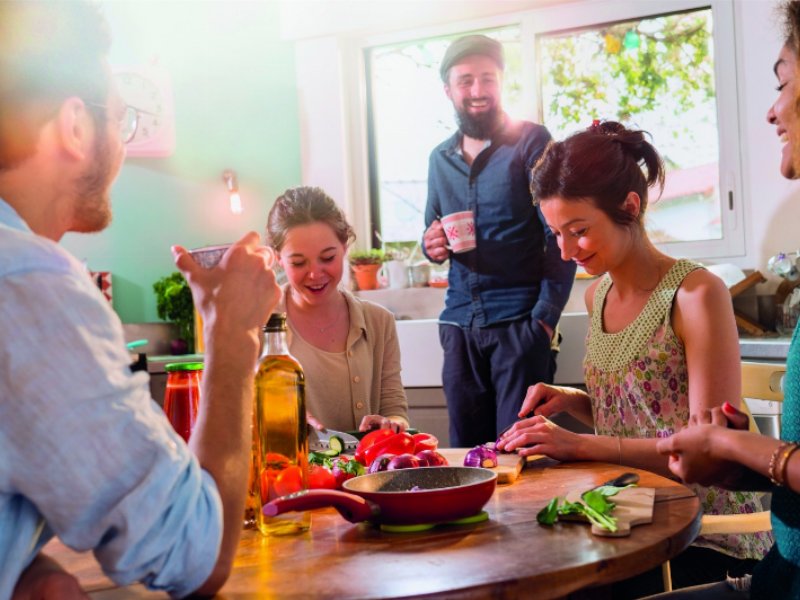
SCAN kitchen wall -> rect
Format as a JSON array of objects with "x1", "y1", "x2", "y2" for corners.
[{"x1": 62, "y1": 0, "x2": 302, "y2": 323}]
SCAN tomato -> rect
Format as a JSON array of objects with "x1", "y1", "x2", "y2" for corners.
[
  {"x1": 262, "y1": 452, "x2": 290, "y2": 478},
  {"x1": 259, "y1": 468, "x2": 272, "y2": 503},
  {"x1": 274, "y1": 465, "x2": 305, "y2": 497},
  {"x1": 364, "y1": 432, "x2": 416, "y2": 466},
  {"x1": 308, "y1": 465, "x2": 337, "y2": 490},
  {"x1": 258, "y1": 453, "x2": 292, "y2": 502},
  {"x1": 354, "y1": 429, "x2": 394, "y2": 464},
  {"x1": 412, "y1": 433, "x2": 439, "y2": 453},
  {"x1": 331, "y1": 455, "x2": 365, "y2": 488}
]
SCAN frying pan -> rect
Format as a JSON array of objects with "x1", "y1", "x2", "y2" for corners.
[{"x1": 263, "y1": 466, "x2": 497, "y2": 526}]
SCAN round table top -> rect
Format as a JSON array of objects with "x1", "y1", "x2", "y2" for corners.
[{"x1": 44, "y1": 459, "x2": 701, "y2": 599}]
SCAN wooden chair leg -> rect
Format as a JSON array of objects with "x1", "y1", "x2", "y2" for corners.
[{"x1": 661, "y1": 560, "x2": 673, "y2": 592}]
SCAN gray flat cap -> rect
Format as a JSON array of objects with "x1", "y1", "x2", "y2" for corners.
[{"x1": 440, "y1": 34, "x2": 504, "y2": 82}]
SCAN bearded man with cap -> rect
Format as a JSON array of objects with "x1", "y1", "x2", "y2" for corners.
[{"x1": 422, "y1": 34, "x2": 576, "y2": 447}]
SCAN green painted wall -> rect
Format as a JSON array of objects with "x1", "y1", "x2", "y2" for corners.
[{"x1": 62, "y1": 0, "x2": 301, "y2": 323}]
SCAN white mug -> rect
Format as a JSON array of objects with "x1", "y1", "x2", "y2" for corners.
[
  {"x1": 441, "y1": 210, "x2": 476, "y2": 253},
  {"x1": 383, "y1": 259, "x2": 408, "y2": 289}
]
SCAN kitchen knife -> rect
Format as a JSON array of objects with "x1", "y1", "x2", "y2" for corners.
[
  {"x1": 600, "y1": 472, "x2": 640, "y2": 488},
  {"x1": 308, "y1": 427, "x2": 360, "y2": 452}
]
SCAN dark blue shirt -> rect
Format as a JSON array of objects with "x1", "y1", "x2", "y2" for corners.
[{"x1": 424, "y1": 117, "x2": 576, "y2": 329}]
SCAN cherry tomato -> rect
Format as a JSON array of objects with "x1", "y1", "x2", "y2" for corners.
[
  {"x1": 258, "y1": 453, "x2": 291, "y2": 502},
  {"x1": 308, "y1": 465, "x2": 337, "y2": 490},
  {"x1": 262, "y1": 452, "x2": 290, "y2": 478},
  {"x1": 412, "y1": 433, "x2": 439, "y2": 453},
  {"x1": 355, "y1": 429, "x2": 394, "y2": 464},
  {"x1": 364, "y1": 432, "x2": 415, "y2": 466},
  {"x1": 259, "y1": 468, "x2": 273, "y2": 503},
  {"x1": 274, "y1": 465, "x2": 305, "y2": 497}
]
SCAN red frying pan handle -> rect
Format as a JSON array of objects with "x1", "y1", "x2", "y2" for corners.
[{"x1": 263, "y1": 489, "x2": 379, "y2": 523}]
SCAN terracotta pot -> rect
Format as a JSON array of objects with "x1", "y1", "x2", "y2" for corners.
[{"x1": 352, "y1": 263, "x2": 381, "y2": 290}]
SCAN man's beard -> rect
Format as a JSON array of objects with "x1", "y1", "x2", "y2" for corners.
[
  {"x1": 455, "y1": 104, "x2": 501, "y2": 140},
  {"x1": 72, "y1": 128, "x2": 113, "y2": 233}
]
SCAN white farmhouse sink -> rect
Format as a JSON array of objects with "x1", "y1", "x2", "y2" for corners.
[
  {"x1": 396, "y1": 312, "x2": 590, "y2": 388},
  {"x1": 395, "y1": 319, "x2": 443, "y2": 387}
]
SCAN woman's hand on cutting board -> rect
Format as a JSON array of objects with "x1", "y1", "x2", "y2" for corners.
[{"x1": 496, "y1": 414, "x2": 587, "y2": 461}]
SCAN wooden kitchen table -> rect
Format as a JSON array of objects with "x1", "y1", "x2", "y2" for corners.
[{"x1": 43, "y1": 459, "x2": 701, "y2": 599}]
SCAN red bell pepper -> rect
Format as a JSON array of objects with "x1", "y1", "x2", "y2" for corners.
[
  {"x1": 354, "y1": 428, "x2": 394, "y2": 464},
  {"x1": 412, "y1": 432, "x2": 439, "y2": 453},
  {"x1": 363, "y1": 431, "x2": 416, "y2": 466}
]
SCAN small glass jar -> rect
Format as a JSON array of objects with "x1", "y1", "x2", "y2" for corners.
[
  {"x1": 776, "y1": 294, "x2": 800, "y2": 336},
  {"x1": 163, "y1": 362, "x2": 203, "y2": 442}
]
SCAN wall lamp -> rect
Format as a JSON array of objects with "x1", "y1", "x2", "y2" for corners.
[{"x1": 223, "y1": 169, "x2": 242, "y2": 214}]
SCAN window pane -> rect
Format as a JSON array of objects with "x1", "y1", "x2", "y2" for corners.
[
  {"x1": 537, "y1": 8, "x2": 720, "y2": 243},
  {"x1": 368, "y1": 26, "x2": 521, "y2": 244}
]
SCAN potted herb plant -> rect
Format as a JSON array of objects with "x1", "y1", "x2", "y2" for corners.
[
  {"x1": 153, "y1": 272, "x2": 195, "y2": 354},
  {"x1": 348, "y1": 248, "x2": 385, "y2": 291}
]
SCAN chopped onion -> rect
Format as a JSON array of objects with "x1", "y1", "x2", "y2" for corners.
[{"x1": 463, "y1": 445, "x2": 498, "y2": 468}]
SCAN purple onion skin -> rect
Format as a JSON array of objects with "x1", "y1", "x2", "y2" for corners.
[
  {"x1": 368, "y1": 454, "x2": 396, "y2": 474},
  {"x1": 415, "y1": 450, "x2": 448, "y2": 467},
  {"x1": 386, "y1": 453, "x2": 421, "y2": 471},
  {"x1": 463, "y1": 445, "x2": 498, "y2": 468}
]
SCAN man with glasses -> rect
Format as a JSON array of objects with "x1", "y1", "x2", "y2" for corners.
[{"x1": 0, "y1": 2, "x2": 280, "y2": 597}]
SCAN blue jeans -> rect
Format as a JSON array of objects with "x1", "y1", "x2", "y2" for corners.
[{"x1": 439, "y1": 317, "x2": 555, "y2": 447}]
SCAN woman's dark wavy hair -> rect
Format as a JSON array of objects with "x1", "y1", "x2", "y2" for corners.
[
  {"x1": 267, "y1": 186, "x2": 356, "y2": 252},
  {"x1": 530, "y1": 121, "x2": 665, "y2": 228},
  {"x1": 780, "y1": 0, "x2": 800, "y2": 49}
]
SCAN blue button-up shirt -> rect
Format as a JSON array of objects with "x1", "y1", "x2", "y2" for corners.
[
  {"x1": 0, "y1": 199, "x2": 222, "y2": 599},
  {"x1": 424, "y1": 117, "x2": 576, "y2": 329}
]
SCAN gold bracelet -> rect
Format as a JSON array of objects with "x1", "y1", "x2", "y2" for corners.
[
  {"x1": 617, "y1": 436, "x2": 622, "y2": 465},
  {"x1": 777, "y1": 443, "x2": 799, "y2": 487},
  {"x1": 769, "y1": 442, "x2": 799, "y2": 486}
]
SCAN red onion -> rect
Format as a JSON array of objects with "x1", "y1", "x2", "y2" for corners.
[
  {"x1": 386, "y1": 453, "x2": 421, "y2": 470},
  {"x1": 368, "y1": 453, "x2": 396, "y2": 473},
  {"x1": 415, "y1": 450, "x2": 448, "y2": 467},
  {"x1": 463, "y1": 445, "x2": 498, "y2": 468}
]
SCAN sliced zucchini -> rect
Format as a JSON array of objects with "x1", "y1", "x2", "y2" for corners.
[{"x1": 327, "y1": 435, "x2": 345, "y2": 455}]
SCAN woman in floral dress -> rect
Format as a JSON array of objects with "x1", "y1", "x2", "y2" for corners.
[{"x1": 497, "y1": 121, "x2": 771, "y2": 596}]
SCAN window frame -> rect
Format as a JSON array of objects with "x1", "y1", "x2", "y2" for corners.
[{"x1": 357, "y1": 0, "x2": 744, "y2": 258}]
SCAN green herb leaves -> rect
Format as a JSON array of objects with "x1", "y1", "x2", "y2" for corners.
[{"x1": 536, "y1": 484, "x2": 635, "y2": 532}]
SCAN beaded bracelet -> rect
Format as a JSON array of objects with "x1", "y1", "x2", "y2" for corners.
[{"x1": 768, "y1": 442, "x2": 799, "y2": 486}]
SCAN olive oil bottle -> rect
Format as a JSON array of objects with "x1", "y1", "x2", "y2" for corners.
[{"x1": 252, "y1": 312, "x2": 310, "y2": 536}]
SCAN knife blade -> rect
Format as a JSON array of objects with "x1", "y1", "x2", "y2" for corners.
[
  {"x1": 600, "y1": 472, "x2": 640, "y2": 488},
  {"x1": 308, "y1": 427, "x2": 360, "y2": 452}
]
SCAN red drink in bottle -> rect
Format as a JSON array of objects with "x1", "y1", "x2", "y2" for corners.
[{"x1": 163, "y1": 362, "x2": 203, "y2": 442}]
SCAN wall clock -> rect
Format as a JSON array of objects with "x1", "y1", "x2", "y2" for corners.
[{"x1": 113, "y1": 65, "x2": 176, "y2": 157}]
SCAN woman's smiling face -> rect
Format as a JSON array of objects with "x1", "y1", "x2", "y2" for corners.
[
  {"x1": 539, "y1": 196, "x2": 635, "y2": 276},
  {"x1": 767, "y1": 43, "x2": 800, "y2": 179},
  {"x1": 278, "y1": 221, "x2": 346, "y2": 307}
]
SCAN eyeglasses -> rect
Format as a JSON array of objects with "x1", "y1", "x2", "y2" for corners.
[{"x1": 85, "y1": 101, "x2": 140, "y2": 144}]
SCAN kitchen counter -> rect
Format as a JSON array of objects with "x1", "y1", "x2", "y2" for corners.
[{"x1": 739, "y1": 336, "x2": 791, "y2": 360}]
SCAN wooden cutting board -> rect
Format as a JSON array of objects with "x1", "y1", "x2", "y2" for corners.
[
  {"x1": 437, "y1": 448, "x2": 543, "y2": 484},
  {"x1": 562, "y1": 486, "x2": 655, "y2": 537}
]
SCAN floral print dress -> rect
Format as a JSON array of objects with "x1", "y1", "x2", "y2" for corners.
[{"x1": 584, "y1": 259, "x2": 772, "y2": 560}]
